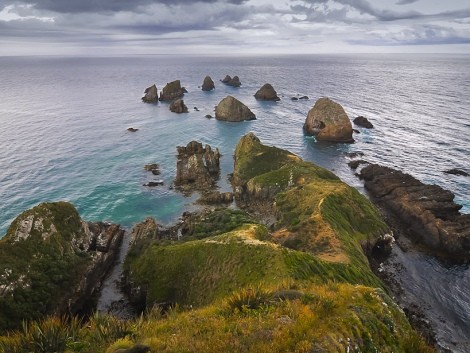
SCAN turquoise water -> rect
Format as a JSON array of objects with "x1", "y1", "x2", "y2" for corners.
[{"x1": 1, "y1": 54, "x2": 468, "y2": 235}]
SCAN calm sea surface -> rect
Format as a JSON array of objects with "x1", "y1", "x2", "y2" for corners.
[{"x1": 0, "y1": 54, "x2": 469, "y2": 351}]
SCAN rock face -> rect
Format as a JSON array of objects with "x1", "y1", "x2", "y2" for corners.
[
  {"x1": 169, "y1": 99, "x2": 188, "y2": 113},
  {"x1": 201, "y1": 76, "x2": 215, "y2": 91},
  {"x1": 215, "y1": 96, "x2": 256, "y2": 122},
  {"x1": 304, "y1": 97, "x2": 354, "y2": 142},
  {"x1": 221, "y1": 75, "x2": 241, "y2": 87},
  {"x1": 254, "y1": 83, "x2": 280, "y2": 101},
  {"x1": 360, "y1": 164, "x2": 470, "y2": 260},
  {"x1": 353, "y1": 116, "x2": 374, "y2": 128},
  {"x1": 0, "y1": 202, "x2": 124, "y2": 332},
  {"x1": 159, "y1": 80, "x2": 186, "y2": 101},
  {"x1": 142, "y1": 84, "x2": 158, "y2": 103},
  {"x1": 175, "y1": 141, "x2": 221, "y2": 189}
]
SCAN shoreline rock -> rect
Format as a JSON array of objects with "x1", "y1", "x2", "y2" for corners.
[
  {"x1": 360, "y1": 164, "x2": 470, "y2": 260},
  {"x1": 304, "y1": 97, "x2": 354, "y2": 143}
]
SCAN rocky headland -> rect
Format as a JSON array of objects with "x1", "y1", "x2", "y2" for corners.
[
  {"x1": 215, "y1": 96, "x2": 256, "y2": 122},
  {"x1": 360, "y1": 164, "x2": 470, "y2": 261},
  {"x1": 304, "y1": 97, "x2": 354, "y2": 142}
]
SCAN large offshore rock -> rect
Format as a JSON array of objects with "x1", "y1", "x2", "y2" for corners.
[
  {"x1": 254, "y1": 83, "x2": 280, "y2": 101},
  {"x1": 304, "y1": 97, "x2": 354, "y2": 142},
  {"x1": 169, "y1": 99, "x2": 188, "y2": 113},
  {"x1": 201, "y1": 76, "x2": 215, "y2": 91},
  {"x1": 360, "y1": 164, "x2": 470, "y2": 260},
  {"x1": 215, "y1": 96, "x2": 256, "y2": 122},
  {"x1": 174, "y1": 141, "x2": 220, "y2": 189},
  {"x1": 0, "y1": 202, "x2": 124, "y2": 332},
  {"x1": 159, "y1": 80, "x2": 186, "y2": 101},
  {"x1": 142, "y1": 84, "x2": 158, "y2": 103}
]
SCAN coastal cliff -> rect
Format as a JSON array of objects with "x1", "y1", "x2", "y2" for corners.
[{"x1": 0, "y1": 202, "x2": 123, "y2": 332}]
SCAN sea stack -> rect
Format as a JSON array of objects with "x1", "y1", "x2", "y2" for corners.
[
  {"x1": 159, "y1": 80, "x2": 186, "y2": 101},
  {"x1": 254, "y1": 83, "x2": 280, "y2": 101},
  {"x1": 142, "y1": 84, "x2": 158, "y2": 103},
  {"x1": 169, "y1": 99, "x2": 188, "y2": 113},
  {"x1": 221, "y1": 75, "x2": 241, "y2": 87},
  {"x1": 215, "y1": 96, "x2": 256, "y2": 122},
  {"x1": 201, "y1": 76, "x2": 215, "y2": 91},
  {"x1": 303, "y1": 97, "x2": 354, "y2": 142}
]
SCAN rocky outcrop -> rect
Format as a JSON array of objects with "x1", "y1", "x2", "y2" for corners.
[
  {"x1": 169, "y1": 99, "x2": 188, "y2": 113},
  {"x1": 142, "y1": 84, "x2": 158, "y2": 103},
  {"x1": 199, "y1": 191, "x2": 234, "y2": 204},
  {"x1": 0, "y1": 202, "x2": 124, "y2": 331},
  {"x1": 175, "y1": 141, "x2": 220, "y2": 190},
  {"x1": 221, "y1": 75, "x2": 241, "y2": 87},
  {"x1": 215, "y1": 96, "x2": 256, "y2": 122},
  {"x1": 348, "y1": 160, "x2": 369, "y2": 169},
  {"x1": 254, "y1": 83, "x2": 280, "y2": 101},
  {"x1": 201, "y1": 76, "x2": 215, "y2": 91},
  {"x1": 353, "y1": 116, "x2": 374, "y2": 129},
  {"x1": 360, "y1": 164, "x2": 470, "y2": 260},
  {"x1": 304, "y1": 97, "x2": 354, "y2": 143},
  {"x1": 159, "y1": 80, "x2": 186, "y2": 101}
]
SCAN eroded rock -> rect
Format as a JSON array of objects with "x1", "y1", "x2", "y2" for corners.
[
  {"x1": 159, "y1": 80, "x2": 186, "y2": 101},
  {"x1": 142, "y1": 84, "x2": 158, "y2": 103},
  {"x1": 215, "y1": 96, "x2": 256, "y2": 122},
  {"x1": 202, "y1": 76, "x2": 215, "y2": 91},
  {"x1": 169, "y1": 99, "x2": 188, "y2": 113}
]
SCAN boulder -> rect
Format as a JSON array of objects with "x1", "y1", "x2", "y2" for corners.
[
  {"x1": 159, "y1": 80, "x2": 186, "y2": 101},
  {"x1": 142, "y1": 84, "x2": 158, "y2": 103},
  {"x1": 215, "y1": 96, "x2": 256, "y2": 122},
  {"x1": 144, "y1": 163, "x2": 160, "y2": 175},
  {"x1": 254, "y1": 83, "x2": 280, "y2": 101},
  {"x1": 0, "y1": 202, "x2": 124, "y2": 331},
  {"x1": 303, "y1": 97, "x2": 354, "y2": 143},
  {"x1": 360, "y1": 164, "x2": 470, "y2": 260},
  {"x1": 175, "y1": 141, "x2": 221, "y2": 190},
  {"x1": 353, "y1": 116, "x2": 374, "y2": 129},
  {"x1": 299, "y1": 96, "x2": 309, "y2": 100},
  {"x1": 169, "y1": 99, "x2": 188, "y2": 113},
  {"x1": 202, "y1": 76, "x2": 215, "y2": 91}
]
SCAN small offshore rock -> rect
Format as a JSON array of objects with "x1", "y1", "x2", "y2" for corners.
[
  {"x1": 127, "y1": 128, "x2": 139, "y2": 132},
  {"x1": 215, "y1": 96, "x2": 256, "y2": 122},
  {"x1": 202, "y1": 75, "x2": 215, "y2": 91},
  {"x1": 205, "y1": 114, "x2": 213, "y2": 119},
  {"x1": 169, "y1": 99, "x2": 188, "y2": 113},
  {"x1": 304, "y1": 97, "x2": 354, "y2": 143},
  {"x1": 348, "y1": 160, "x2": 368, "y2": 169},
  {"x1": 299, "y1": 96, "x2": 309, "y2": 100},
  {"x1": 254, "y1": 83, "x2": 280, "y2": 101},
  {"x1": 353, "y1": 116, "x2": 374, "y2": 128},
  {"x1": 159, "y1": 80, "x2": 186, "y2": 101},
  {"x1": 444, "y1": 168, "x2": 469, "y2": 177},
  {"x1": 194, "y1": 107, "x2": 199, "y2": 111},
  {"x1": 353, "y1": 129, "x2": 360, "y2": 134},
  {"x1": 222, "y1": 75, "x2": 241, "y2": 87},
  {"x1": 291, "y1": 97, "x2": 298, "y2": 101},
  {"x1": 141, "y1": 84, "x2": 158, "y2": 103},
  {"x1": 144, "y1": 181, "x2": 164, "y2": 187}
]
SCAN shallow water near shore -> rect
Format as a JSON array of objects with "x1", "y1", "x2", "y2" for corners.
[{"x1": 0, "y1": 54, "x2": 469, "y2": 350}]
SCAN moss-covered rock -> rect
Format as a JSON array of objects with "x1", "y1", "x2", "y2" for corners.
[{"x1": 0, "y1": 202, "x2": 124, "y2": 332}]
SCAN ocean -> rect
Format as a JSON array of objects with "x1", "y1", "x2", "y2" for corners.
[{"x1": 0, "y1": 54, "x2": 469, "y2": 351}]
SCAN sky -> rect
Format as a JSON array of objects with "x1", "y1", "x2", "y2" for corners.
[{"x1": 0, "y1": 0, "x2": 469, "y2": 55}]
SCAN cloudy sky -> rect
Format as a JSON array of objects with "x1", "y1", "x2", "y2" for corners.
[{"x1": 0, "y1": 0, "x2": 469, "y2": 55}]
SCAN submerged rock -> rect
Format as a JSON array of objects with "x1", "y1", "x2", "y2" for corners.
[
  {"x1": 304, "y1": 97, "x2": 354, "y2": 143},
  {"x1": 142, "y1": 84, "x2": 158, "y2": 103},
  {"x1": 175, "y1": 141, "x2": 220, "y2": 190},
  {"x1": 169, "y1": 99, "x2": 188, "y2": 113},
  {"x1": 444, "y1": 168, "x2": 469, "y2": 177},
  {"x1": 201, "y1": 75, "x2": 215, "y2": 91},
  {"x1": 254, "y1": 83, "x2": 280, "y2": 101},
  {"x1": 215, "y1": 96, "x2": 256, "y2": 122},
  {"x1": 159, "y1": 80, "x2": 186, "y2": 101},
  {"x1": 0, "y1": 202, "x2": 124, "y2": 332},
  {"x1": 353, "y1": 116, "x2": 374, "y2": 129},
  {"x1": 360, "y1": 164, "x2": 470, "y2": 260}
]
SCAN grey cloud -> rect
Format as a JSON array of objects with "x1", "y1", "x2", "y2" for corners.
[
  {"x1": 395, "y1": 0, "x2": 419, "y2": 5},
  {"x1": 1, "y1": 0, "x2": 247, "y2": 14}
]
